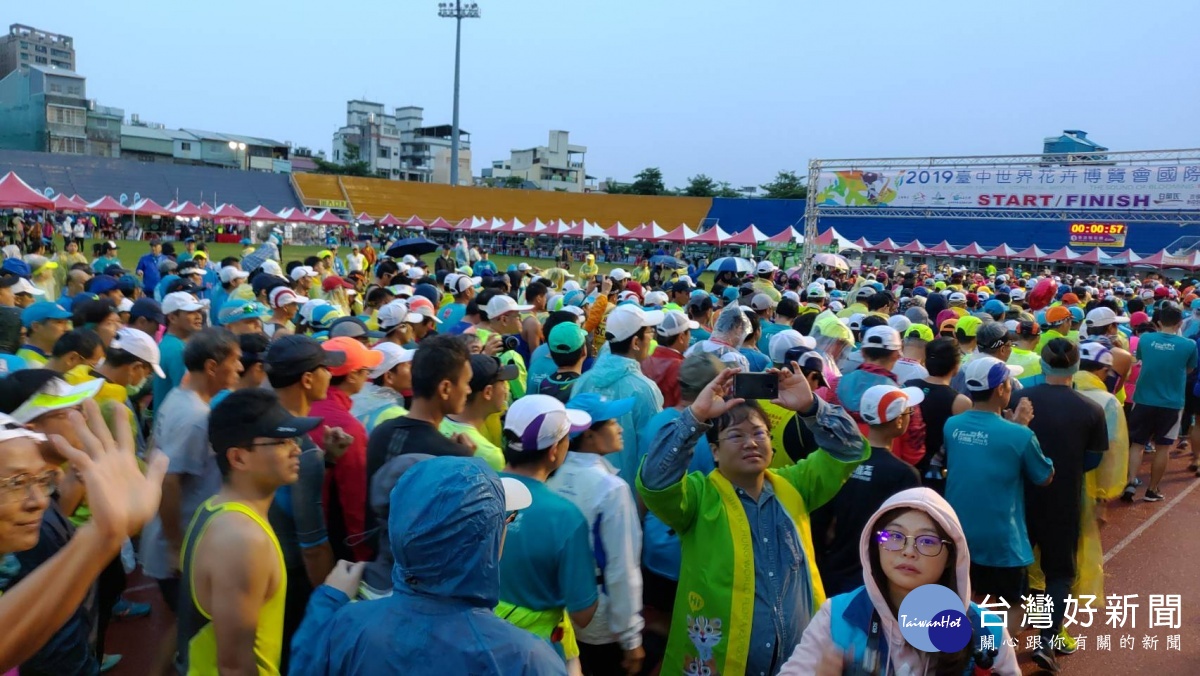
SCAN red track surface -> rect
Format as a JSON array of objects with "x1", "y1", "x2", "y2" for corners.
[{"x1": 104, "y1": 450, "x2": 1200, "y2": 675}]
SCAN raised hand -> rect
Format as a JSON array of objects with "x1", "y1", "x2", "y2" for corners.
[
  {"x1": 689, "y1": 368, "x2": 746, "y2": 422},
  {"x1": 322, "y1": 427, "x2": 354, "y2": 461},
  {"x1": 324, "y1": 560, "x2": 366, "y2": 597},
  {"x1": 772, "y1": 362, "x2": 815, "y2": 413}
]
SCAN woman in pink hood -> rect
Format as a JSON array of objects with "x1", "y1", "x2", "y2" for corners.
[{"x1": 780, "y1": 487, "x2": 1019, "y2": 675}]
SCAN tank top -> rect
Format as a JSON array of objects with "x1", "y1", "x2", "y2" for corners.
[
  {"x1": 905, "y1": 379, "x2": 959, "y2": 474},
  {"x1": 179, "y1": 498, "x2": 286, "y2": 675}
]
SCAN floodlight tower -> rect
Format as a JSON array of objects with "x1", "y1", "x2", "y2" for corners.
[{"x1": 437, "y1": 1, "x2": 481, "y2": 187}]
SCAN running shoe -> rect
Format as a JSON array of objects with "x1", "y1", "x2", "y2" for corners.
[
  {"x1": 1031, "y1": 646, "x2": 1061, "y2": 673},
  {"x1": 1121, "y1": 480, "x2": 1140, "y2": 502},
  {"x1": 1055, "y1": 629, "x2": 1078, "y2": 655},
  {"x1": 1144, "y1": 488, "x2": 1165, "y2": 502},
  {"x1": 100, "y1": 654, "x2": 122, "y2": 673}
]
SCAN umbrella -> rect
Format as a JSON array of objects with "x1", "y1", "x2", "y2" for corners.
[
  {"x1": 386, "y1": 237, "x2": 439, "y2": 258},
  {"x1": 811, "y1": 253, "x2": 850, "y2": 271},
  {"x1": 650, "y1": 255, "x2": 685, "y2": 268},
  {"x1": 707, "y1": 257, "x2": 755, "y2": 274}
]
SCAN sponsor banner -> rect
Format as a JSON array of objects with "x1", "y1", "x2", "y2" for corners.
[{"x1": 814, "y1": 165, "x2": 1200, "y2": 212}]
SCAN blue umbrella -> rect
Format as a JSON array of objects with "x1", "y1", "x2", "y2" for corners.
[
  {"x1": 649, "y1": 254, "x2": 685, "y2": 268},
  {"x1": 707, "y1": 257, "x2": 755, "y2": 274}
]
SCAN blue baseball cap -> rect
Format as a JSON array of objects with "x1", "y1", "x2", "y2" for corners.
[
  {"x1": 117, "y1": 274, "x2": 140, "y2": 294},
  {"x1": 1068, "y1": 306, "x2": 1085, "y2": 322},
  {"x1": 1190, "y1": 298, "x2": 1200, "y2": 311},
  {"x1": 565, "y1": 394, "x2": 636, "y2": 437},
  {"x1": 722, "y1": 286, "x2": 739, "y2": 303},
  {"x1": 88, "y1": 276, "x2": 120, "y2": 295},
  {"x1": 21, "y1": 301, "x2": 72, "y2": 328},
  {"x1": 962, "y1": 356, "x2": 1023, "y2": 392},
  {"x1": 982, "y1": 299, "x2": 1007, "y2": 318},
  {"x1": 218, "y1": 299, "x2": 271, "y2": 326},
  {"x1": 240, "y1": 238, "x2": 252, "y2": 245},
  {"x1": 1, "y1": 258, "x2": 31, "y2": 278}
]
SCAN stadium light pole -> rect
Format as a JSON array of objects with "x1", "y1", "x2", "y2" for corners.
[{"x1": 438, "y1": 1, "x2": 480, "y2": 188}]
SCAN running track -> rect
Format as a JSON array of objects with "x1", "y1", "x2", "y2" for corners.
[{"x1": 105, "y1": 450, "x2": 1200, "y2": 674}]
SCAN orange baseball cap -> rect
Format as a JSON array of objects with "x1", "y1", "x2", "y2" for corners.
[
  {"x1": 1045, "y1": 306, "x2": 1072, "y2": 325},
  {"x1": 322, "y1": 336, "x2": 384, "y2": 377}
]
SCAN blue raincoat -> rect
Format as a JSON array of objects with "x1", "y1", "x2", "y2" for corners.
[
  {"x1": 570, "y1": 352, "x2": 664, "y2": 490},
  {"x1": 290, "y1": 457, "x2": 565, "y2": 676}
]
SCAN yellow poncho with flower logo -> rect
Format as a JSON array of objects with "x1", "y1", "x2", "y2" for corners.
[{"x1": 637, "y1": 442, "x2": 865, "y2": 674}]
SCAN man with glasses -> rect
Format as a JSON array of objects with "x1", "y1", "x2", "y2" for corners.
[
  {"x1": 308, "y1": 337, "x2": 382, "y2": 563},
  {"x1": 178, "y1": 388, "x2": 324, "y2": 675},
  {"x1": 811, "y1": 384, "x2": 923, "y2": 597}
]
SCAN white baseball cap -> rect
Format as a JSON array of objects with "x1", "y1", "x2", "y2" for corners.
[
  {"x1": 643, "y1": 290, "x2": 668, "y2": 308},
  {"x1": 948, "y1": 291, "x2": 967, "y2": 303},
  {"x1": 117, "y1": 297, "x2": 134, "y2": 313},
  {"x1": 12, "y1": 278, "x2": 44, "y2": 296},
  {"x1": 756, "y1": 260, "x2": 778, "y2": 274},
  {"x1": 368, "y1": 342, "x2": 416, "y2": 379},
  {"x1": 268, "y1": 287, "x2": 305, "y2": 309},
  {"x1": 446, "y1": 273, "x2": 481, "y2": 295},
  {"x1": 768, "y1": 330, "x2": 816, "y2": 364},
  {"x1": 377, "y1": 300, "x2": 422, "y2": 332},
  {"x1": 290, "y1": 265, "x2": 317, "y2": 282},
  {"x1": 859, "y1": 384, "x2": 926, "y2": 425},
  {"x1": 219, "y1": 266, "x2": 249, "y2": 284},
  {"x1": 503, "y1": 394, "x2": 592, "y2": 453},
  {"x1": 406, "y1": 297, "x2": 442, "y2": 323},
  {"x1": 750, "y1": 293, "x2": 777, "y2": 311},
  {"x1": 0, "y1": 412, "x2": 47, "y2": 444},
  {"x1": 162, "y1": 291, "x2": 207, "y2": 315},
  {"x1": 259, "y1": 259, "x2": 284, "y2": 277},
  {"x1": 1079, "y1": 341, "x2": 1114, "y2": 367},
  {"x1": 962, "y1": 356, "x2": 1023, "y2": 392},
  {"x1": 484, "y1": 295, "x2": 533, "y2": 319},
  {"x1": 1084, "y1": 307, "x2": 1129, "y2": 327},
  {"x1": 110, "y1": 327, "x2": 166, "y2": 378},
  {"x1": 805, "y1": 282, "x2": 827, "y2": 299},
  {"x1": 656, "y1": 310, "x2": 700, "y2": 337},
  {"x1": 609, "y1": 268, "x2": 629, "y2": 282},
  {"x1": 862, "y1": 325, "x2": 902, "y2": 351},
  {"x1": 605, "y1": 304, "x2": 665, "y2": 342}
]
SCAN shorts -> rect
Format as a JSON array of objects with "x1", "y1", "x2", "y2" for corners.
[
  {"x1": 1128, "y1": 403, "x2": 1181, "y2": 446},
  {"x1": 156, "y1": 576, "x2": 181, "y2": 614},
  {"x1": 969, "y1": 563, "x2": 1027, "y2": 612}
]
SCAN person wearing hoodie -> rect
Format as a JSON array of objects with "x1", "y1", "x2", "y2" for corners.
[
  {"x1": 781, "y1": 487, "x2": 1019, "y2": 675},
  {"x1": 570, "y1": 304, "x2": 665, "y2": 489},
  {"x1": 290, "y1": 455, "x2": 563, "y2": 675}
]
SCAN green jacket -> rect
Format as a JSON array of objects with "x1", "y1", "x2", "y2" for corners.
[{"x1": 638, "y1": 420, "x2": 866, "y2": 674}]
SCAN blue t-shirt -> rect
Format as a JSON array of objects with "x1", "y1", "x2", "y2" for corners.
[
  {"x1": 0, "y1": 353, "x2": 25, "y2": 376},
  {"x1": 689, "y1": 327, "x2": 711, "y2": 346},
  {"x1": 739, "y1": 347, "x2": 771, "y2": 372},
  {"x1": 758, "y1": 321, "x2": 788, "y2": 355},
  {"x1": 943, "y1": 410, "x2": 1054, "y2": 567},
  {"x1": 152, "y1": 333, "x2": 187, "y2": 409},
  {"x1": 1134, "y1": 331, "x2": 1198, "y2": 409},
  {"x1": 438, "y1": 301, "x2": 467, "y2": 328},
  {"x1": 638, "y1": 408, "x2": 715, "y2": 579},
  {"x1": 497, "y1": 474, "x2": 598, "y2": 614}
]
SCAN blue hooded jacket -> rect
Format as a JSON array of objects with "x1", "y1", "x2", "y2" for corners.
[
  {"x1": 290, "y1": 457, "x2": 565, "y2": 676},
  {"x1": 569, "y1": 352, "x2": 665, "y2": 490}
]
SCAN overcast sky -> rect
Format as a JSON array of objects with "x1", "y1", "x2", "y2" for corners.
[{"x1": 21, "y1": 1, "x2": 1200, "y2": 188}]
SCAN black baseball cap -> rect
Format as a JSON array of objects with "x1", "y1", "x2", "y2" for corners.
[
  {"x1": 329, "y1": 316, "x2": 386, "y2": 340},
  {"x1": 209, "y1": 389, "x2": 323, "y2": 454},
  {"x1": 166, "y1": 278, "x2": 202, "y2": 295},
  {"x1": 782, "y1": 346, "x2": 827, "y2": 388},
  {"x1": 468, "y1": 354, "x2": 519, "y2": 393},
  {"x1": 265, "y1": 335, "x2": 347, "y2": 379},
  {"x1": 130, "y1": 298, "x2": 165, "y2": 324}
]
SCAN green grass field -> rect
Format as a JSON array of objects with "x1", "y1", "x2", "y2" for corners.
[{"x1": 95, "y1": 239, "x2": 719, "y2": 286}]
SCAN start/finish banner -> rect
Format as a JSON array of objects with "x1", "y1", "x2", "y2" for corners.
[{"x1": 813, "y1": 165, "x2": 1200, "y2": 212}]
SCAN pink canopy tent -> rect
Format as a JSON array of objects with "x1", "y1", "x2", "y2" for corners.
[
  {"x1": 618, "y1": 223, "x2": 651, "y2": 240},
  {"x1": 1012, "y1": 245, "x2": 1049, "y2": 261},
  {"x1": 276, "y1": 207, "x2": 319, "y2": 224},
  {"x1": 493, "y1": 218, "x2": 525, "y2": 234},
  {"x1": 559, "y1": 221, "x2": 586, "y2": 238},
  {"x1": 766, "y1": 227, "x2": 801, "y2": 245},
  {"x1": 603, "y1": 222, "x2": 628, "y2": 238},
  {"x1": 983, "y1": 243, "x2": 1018, "y2": 259},
  {"x1": 171, "y1": 201, "x2": 204, "y2": 219},
  {"x1": 1043, "y1": 246, "x2": 1080, "y2": 264},
  {"x1": 659, "y1": 224, "x2": 696, "y2": 243},
  {"x1": 869, "y1": 238, "x2": 901, "y2": 252},
  {"x1": 211, "y1": 203, "x2": 250, "y2": 224},
  {"x1": 162, "y1": 200, "x2": 179, "y2": 211},
  {"x1": 354, "y1": 212, "x2": 375, "y2": 224},
  {"x1": 926, "y1": 241, "x2": 957, "y2": 255},
  {"x1": 312, "y1": 210, "x2": 348, "y2": 225},
  {"x1": 244, "y1": 205, "x2": 284, "y2": 221},
  {"x1": 87, "y1": 196, "x2": 131, "y2": 215},
  {"x1": 723, "y1": 226, "x2": 769, "y2": 246},
  {"x1": 198, "y1": 203, "x2": 214, "y2": 217},
  {"x1": 953, "y1": 242, "x2": 988, "y2": 257},
  {"x1": 1107, "y1": 249, "x2": 1142, "y2": 265},
  {"x1": 51, "y1": 193, "x2": 84, "y2": 212},
  {"x1": 130, "y1": 198, "x2": 172, "y2": 217},
  {"x1": 1133, "y1": 249, "x2": 1194, "y2": 269},
  {"x1": 1071, "y1": 247, "x2": 1109, "y2": 264},
  {"x1": 812, "y1": 227, "x2": 862, "y2": 251},
  {"x1": 425, "y1": 217, "x2": 456, "y2": 230},
  {"x1": 0, "y1": 172, "x2": 55, "y2": 210},
  {"x1": 690, "y1": 226, "x2": 729, "y2": 245},
  {"x1": 852, "y1": 237, "x2": 872, "y2": 249},
  {"x1": 896, "y1": 239, "x2": 926, "y2": 254},
  {"x1": 377, "y1": 214, "x2": 405, "y2": 227}
]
